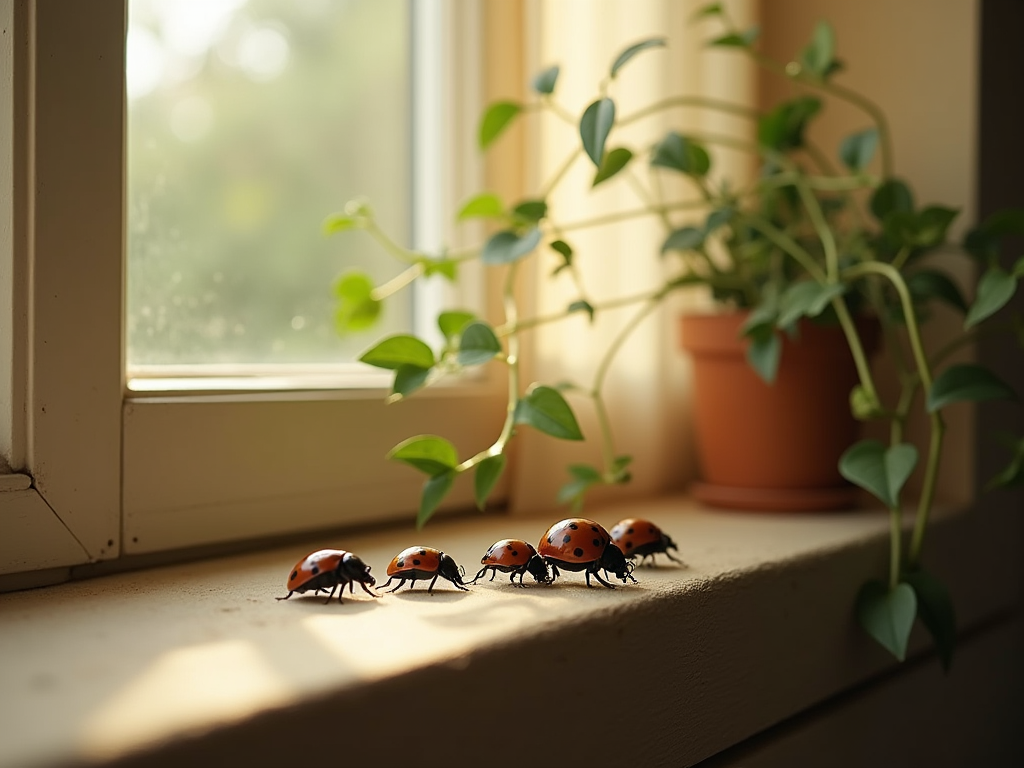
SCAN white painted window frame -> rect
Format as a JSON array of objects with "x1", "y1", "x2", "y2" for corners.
[{"x1": 1, "y1": 0, "x2": 505, "y2": 575}]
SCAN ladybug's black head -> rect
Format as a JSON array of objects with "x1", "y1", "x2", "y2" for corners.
[
  {"x1": 341, "y1": 553, "x2": 376, "y2": 586},
  {"x1": 600, "y1": 543, "x2": 637, "y2": 584},
  {"x1": 526, "y1": 553, "x2": 553, "y2": 584},
  {"x1": 437, "y1": 553, "x2": 468, "y2": 587}
]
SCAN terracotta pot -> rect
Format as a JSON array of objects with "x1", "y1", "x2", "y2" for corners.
[{"x1": 679, "y1": 312, "x2": 877, "y2": 511}]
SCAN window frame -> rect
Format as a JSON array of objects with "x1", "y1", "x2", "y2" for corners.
[{"x1": 1, "y1": 0, "x2": 509, "y2": 575}]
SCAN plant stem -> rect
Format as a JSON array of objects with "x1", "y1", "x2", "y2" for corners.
[
  {"x1": 842, "y1": 261, "x2": 945, "y2": 568},
  {"x1": 458, "y1": 263, "x2": 521, "y2": 473},
  {"x1": 888, "y1": 505, "x2": 902, "y2": 590},
  {"x1": 742, "y1": 213, "x2": 828, "y2": 282},
  {"x1": 371, "y1": 262, "x2": 425, "y2": 301},
  {"x1": 540, "y1": 148, "x2": 583, "y2": 199},
  {"x1": 496, "y1": 286, "x2": 666, "y2": 336},
  {"x1": 618, "y1": 94, "x2": 761, "y2": 126},
  {"x1": 589, "y1": 297, "x2": 663, "y2": 473}
]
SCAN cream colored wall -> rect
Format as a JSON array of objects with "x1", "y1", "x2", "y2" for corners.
[{"x1": 759, "y1": 0, "x2": 978, "y2": 505}]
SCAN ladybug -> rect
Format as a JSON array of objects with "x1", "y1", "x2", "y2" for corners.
[
  {"x1": 377, "y1": 546, "x2": 470, "y2": 593},
  {"x1": 276, "y1": 549, "x2": 379, "y2": 604},
  {"x1": 468, "y1": 538, "x2": 552, "y2": 587},
  {"x1": 610, "y1": 518, "x2": 684, "y2": 566},
  {"x1": 537, "y1": 517, "x2": 636, "y2": 589}
]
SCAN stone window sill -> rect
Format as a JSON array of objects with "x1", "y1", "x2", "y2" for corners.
[{"x1": 0, "y1": 494, "x2": 1020, "y2": 768}]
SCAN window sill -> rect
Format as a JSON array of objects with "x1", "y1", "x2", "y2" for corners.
[{"x1": 0, "y1": 494, "x2": 1020, "y2": 768}]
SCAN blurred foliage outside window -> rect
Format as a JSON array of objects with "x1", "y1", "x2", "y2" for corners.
[{"x1": 127, "y1": 0, "x2": 413, "y2": 370}]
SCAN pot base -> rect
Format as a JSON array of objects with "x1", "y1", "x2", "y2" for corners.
[{"x1": 690, "y1": 481, "x2": 860, "y2": 512}]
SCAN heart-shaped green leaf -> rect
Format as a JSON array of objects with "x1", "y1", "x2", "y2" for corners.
[
  {"x1": 593, "y1": 147, "x2": 633, "y2": 187},
  {"x1": 359, "y1": 334, "x2": 435, "y2": 370},
  {"x1": 473, "y1": 454, "x2": 507, "y2": 511},
  {"x1": 388, "y1": 435, "x2": 458, "y2": 476},
  {"x1": 333, "y1": 272, "x2": 382, "y2": 334},
  {"x1": 322, "y1": 213, "x2": 367, "y2": 234},
  {"x1": 580, "y1": 97, "x2": 616, "y2": 167},
  {"x1": 661, "y1": 226, "x2": 705, "y2": 254},
  {"x1": 550, "y1": 240, "x2": 574, "y2": 275},
  {"x1": 457, "y1": 192, "x2": 506, "y2": 221},
  {"x1": 456, "y1": 321, "x2": 502, "y2": 366},
  {"x1": 776, "y1": 281, "x2": 847, "y2": 328},
  {"x1": 691, "y1": 2, "x2": 723, "y2": 20},
  {"x1": 481, "y1": 227, "x2": 542, "y2": 265},
  {"x1": 708, "y1": 26, "x2": 760, "y2": 48},
  {"x1": 479, "y1": 101, "x2": 522, "y2": 149},
  {"x1": 839, "y1": 439, "x2": 918, "y2": 507},
  {"x1": 907, "y1": 269, "x2": 968, "y2": 314},
  {"x1": 903, "y1": 569, "x2": 957, "y2": 671},
  {"x1": 532, "y1": 64, "x2": 560, "y2": 95},
  {"x1": 884, "y1": 444, "x2": 919, "y2": 504},
  {"x1": 856, "y1": 580, "x2": 917, "y2": 661},
  {"x1": 914, "y1": 206, "x2": 959, "y2": 248},
  {"x1": 746, "y1": 329, "x2": 781, "y2": 385},
  {"x1": 799, "y1": 21, "x2": 836, "y2": 78},
  {"x1": 965, "y1": 267, "x2": 1016, "y2": 328},
  {"x1": 839, "y1": 127, "x2": 878, "y2": 170},
  {"x1": 511, "y1": 199, "x2": 548, "y2": 224},
  {"x1": 651, "y1": 132, "x2": 711, "y2": 177},
  {"x1": 392, "y1": 365, "x2": 431, "y2": 399},
  {"x1": 514, "y1": 385, "x2": 584, "y2": 441},
  {"x1": 609, "y1": 37, "x2": 666, "y2": 78},
  {"x1": 927, "y1": 363, "x2": 1017, "y2": 412},
  {"x1": 437, "y1": 310, "x2": 476, "y2": 341},
  {"x1": 417, "y1": 469, "x2": 455, "y2": 529},
  {"x1": 557, "y1": 464, "x2": 601, "y2": 507},
  {"x1": 758, "y1": 97, "x2": 821, "y2": 151},
  {"x1": 870, "y1": 179, "x2": 914, "y2": 221},
  {"x1": 987, "y1": 434, "x2": 1024, "y2": 489},
  {"x1": 568, "y1": 300, "x2": 595, "y2": 322}
]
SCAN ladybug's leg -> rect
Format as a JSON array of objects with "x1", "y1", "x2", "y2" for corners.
[
  {"x1": 275, "y1": 591, "x2": 294, "y2": 601},
  {"x1": 359, "y1": 580, "x2": 381, "y2": 598},
  {"x1": 589, "y1": 567, "x2": 617, "y2": 589},
  {"x1": 665, "y1": 550, "x2": 685, "y2": 565},
  {"x1": 427, "y1": 574, "x2": 439, "y2": 593},
  {"x1": 489, "y1": 569, "x2": 497, "y2": 582},
  {"x1": 384, "y1": 578, "x2": 406, "y2": 593},
  {"x1": 323, "y1": 583, "x2": 338, "y2": 605}
]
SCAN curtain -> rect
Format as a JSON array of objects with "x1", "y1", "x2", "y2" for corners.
[{"x1": 509, "y1": 0, "x2": 758, "y2": 515}]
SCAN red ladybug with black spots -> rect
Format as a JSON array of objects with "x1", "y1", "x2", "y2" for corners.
[
  {"x1": 537, "y1": 517, "x2": 636, "y2": 588},
  {"x1": 277, "y1": 549, "x2": 379, "y2": 604},
  {"x1": 468, "y1": 538, "x2": 552, "y2": 587},
  {"x1": 610, "y1": 518, "x2": 684, "y2": 567},
  {"x1": 378, "y1": 546, "x2": 470, "y2": 593}
]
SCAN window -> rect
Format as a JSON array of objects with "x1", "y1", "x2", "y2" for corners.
[{"x1": 1, "y1": 0, "x2": 505, "y2": 576}]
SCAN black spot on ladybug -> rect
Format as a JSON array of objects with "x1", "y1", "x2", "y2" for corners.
[
  {"x1": 563, "y1": 534, "x2": 572, "y2": 544},
  {"x1": 413, "y1": 558, "x2": 422, "y2": 566},
  {"x1": 547, "y1": 536, "x2": 553, "y2": 544},
  {"x1": 627, "y1": 527, "x2": 634, "y2": 534},
  {"x1": 649, "y1": 526, "x2": 655, "y2": 533},
  {"x1": 310, "y1": 565, "x2": 319, "y2": 575},
  {"x1": 419, "y1": 550, "x2": 426, "y2": 556},
  {"x1": 591, "y1": 525, "x2": 599, "y2": 532},
  {"x1": 573, "y1": 547, "x2": 584, "y2": 558},
  {"x1": 290, "y1": 570, "x2": 298, "y2": 580},
  {"x1": 512, "y1": 550, "x2": 519, "y2": 556},
  {"x1": 506, "y1": 543, "x2": 513, "y2": 549},
  {"x1": 569, "y1": 522, "x2": 579, "y2": 530},
  {"x1": 397, "y1": 560, "x2": 405, "y2": 568},
  {"x1": 625, "y1": 540, "x2": 633, "y2": 549},
  {"x1": 593, "y1": 538, "x2": 601, "y2": 547}
]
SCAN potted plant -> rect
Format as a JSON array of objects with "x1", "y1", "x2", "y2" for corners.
[{"x1": 323, "y1": 5, "x2": 1024, "y2": 667}]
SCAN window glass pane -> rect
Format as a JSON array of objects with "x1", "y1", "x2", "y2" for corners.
[{"x1": 126, "y1": 0, "x2": 411, "y2": 369}]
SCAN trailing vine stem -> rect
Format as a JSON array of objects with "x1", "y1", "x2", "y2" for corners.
[
  {"x1": 842, "y1": 260, "x2": 946, "y2": 567},
  {"x1": 456, "y1": 262, "x2": 521, "y2": 474}
]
